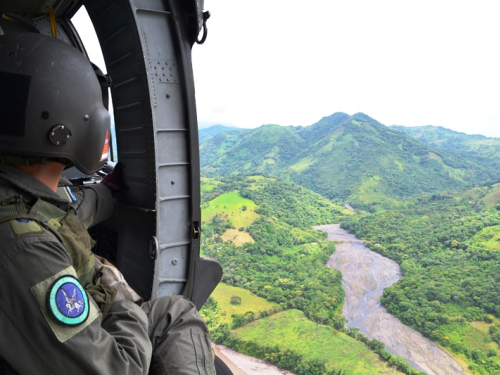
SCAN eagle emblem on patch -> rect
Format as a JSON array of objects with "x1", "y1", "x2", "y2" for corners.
[{"x1": 47, "y1": 276, "x2": 89, "y2": 326}]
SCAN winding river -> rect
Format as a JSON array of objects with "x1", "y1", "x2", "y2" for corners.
[{"x1": 315, "y1": 224, "x2": 469, "y2": 375}]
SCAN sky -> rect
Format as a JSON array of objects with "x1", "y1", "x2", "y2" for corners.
[
  {"x1": 191, "y1": 0, "x2": 500, "y2": 137},
  {"x1": 74, "y1": 1, "x2": 500, "y2": 138}
]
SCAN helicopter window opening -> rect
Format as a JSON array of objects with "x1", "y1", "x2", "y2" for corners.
[{"x1": 71, "y1": 7, "x2": 118, "y2": 162}]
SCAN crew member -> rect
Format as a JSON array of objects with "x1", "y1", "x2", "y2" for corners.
[{"x1": 0, "y1": 32, "x2": 215, "y2": 375}]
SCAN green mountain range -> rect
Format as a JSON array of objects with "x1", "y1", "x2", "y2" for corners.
[
  {"x1": 391, "y1": 125, "x2": 500, "y2": 169},
  {"x1": 200, "y1": 113, "x2": 498, "y2": 205}
]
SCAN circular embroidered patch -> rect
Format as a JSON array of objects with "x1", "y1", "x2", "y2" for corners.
[{"x1": 47, "y1": 275, "x2": 89, "y2": 326}]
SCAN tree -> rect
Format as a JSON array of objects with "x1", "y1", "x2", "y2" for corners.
[{"x1": 230, "y1": 295, "x2": 242, "y2": 305}]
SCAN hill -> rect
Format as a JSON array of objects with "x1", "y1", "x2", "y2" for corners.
[
  {"x1": 201, "y1": 124, "x2": 305, "y2": 176},
  {"x1": 391, "y1": 125, "x2": 500, "y2": 170},
  {"x1": 199, "y1": 124, "x2": 243, "y2": 143},
  {"x1": 233, "y1": 309, "x2": 404, "y2": 374},
  {"x1": 200, "y1": 127, "x2": 252, "y2": 168},
  {"x1": 200, "y1": 113, "x2": 498, "y2": 205}
]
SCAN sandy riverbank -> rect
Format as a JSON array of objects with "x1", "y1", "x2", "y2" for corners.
[{"x1": 214, "y1": 344, "x2": 295, "y2": 375}]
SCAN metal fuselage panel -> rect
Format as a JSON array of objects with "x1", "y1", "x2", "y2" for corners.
[{"x1": 83, "y1": 0, "x2": 201, "y2": 300}]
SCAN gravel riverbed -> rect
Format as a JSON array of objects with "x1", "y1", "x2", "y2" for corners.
[
  {"x1": 316, "y1": 224, "x2": 469, "y2": 375},
  {"x1": 213, "y1": 344, "x2": 294, "y2": 375}
]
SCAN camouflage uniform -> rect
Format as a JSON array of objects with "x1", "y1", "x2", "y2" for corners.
[{"x1": 0, "y1": 164, "x2": 214, "y2": 375}]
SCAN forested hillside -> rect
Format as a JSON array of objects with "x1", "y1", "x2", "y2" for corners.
[
  {"x1": 200, "y1": 176, "x2": 421, "y2": 375},
  {"x1": 341, "y1": 193, "x2": 500, "y2": 374},
  {"x1": 201, "y1": 124, "x2": 306, "y2": 175},
  {"x1": 200, "y1": 113, "x2": 497, "y2": 206},
  {"x1": 392, "y1": 125, "x2": 500, "y2": 170}
]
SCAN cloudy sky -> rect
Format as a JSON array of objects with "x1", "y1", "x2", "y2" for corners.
[
  {"x1": 74, "y1": 1, "x2": 500, "y2": 138},
  {"x1": 191, "y1": 0, "x2": 500, "y2": 137}
]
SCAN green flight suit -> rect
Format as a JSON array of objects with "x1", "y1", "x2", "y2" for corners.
[{"x1": 0, "y1": 164, "x2": 214, "y2": 375}]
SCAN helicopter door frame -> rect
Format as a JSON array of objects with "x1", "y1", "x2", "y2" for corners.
[{"x1": 82, "y1": 0, "x2": 221, "y2": 308}]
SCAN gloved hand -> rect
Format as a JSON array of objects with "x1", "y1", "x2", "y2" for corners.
[
  {"x1": 100, "y1": 162, "x2": 126, "y2": 193},
  {"x1": 93, "y1": 255, "x2": 143, "y2": 305}
]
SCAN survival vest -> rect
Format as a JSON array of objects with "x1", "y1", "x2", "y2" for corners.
[{"x1": 0, "y1": 192, "x2": 116, "y2": 315}]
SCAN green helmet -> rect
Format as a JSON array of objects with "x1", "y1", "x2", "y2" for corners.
[{"x1": 0, "y1": 33, "x2": 110, "y2": 174}]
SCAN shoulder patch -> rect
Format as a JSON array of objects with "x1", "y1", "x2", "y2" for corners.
[
  {"x1": 48, "y1": 275, "x2": 89, "y2": 326},
  {"x1": 31, "y1": 266, "x2": 100, "y2": 342},
  {"x1": 9, "y1": 218, "x2": 44, "y2": 236}
]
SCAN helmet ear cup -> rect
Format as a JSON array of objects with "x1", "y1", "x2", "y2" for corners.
[{"x1": 0, "y1": 33, "x2": 111, "y2": 174}]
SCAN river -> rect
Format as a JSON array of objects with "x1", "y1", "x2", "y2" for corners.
[{"x1": 315, "y1": 224, "x2": 469, "y2": 375}]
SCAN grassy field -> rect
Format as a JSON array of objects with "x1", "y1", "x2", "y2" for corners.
[
  {"x1": 290, "y1": 154, "x2": 317, "y2": 172},
  {"x1": 484, "y1": 184, "x2": 500, "y2": 205},
  {"x1": 221, "y1": 228, "x2": 255, "y2": 245},
  {"x1": 211, "y1": 282, "x2": 280, "y2": 325},
  {"x1": 233, "y1": 309, "x2": 404, "y2": 375},
  {"x1": 202, "y1": 190, "x2": 259, "y2": 244},
  {"x1": 451, "y1": 183, "x2": 500, "y2": 206},
  {"x1": 469, "y1": 225, "x2": 500, "y2": 251},
  {"x1": 202, "y1": 191, "x2": 258, "y2": 227},
  {"x1": 200, "y1": 177, "x2": 221, "y2": 193},
  {"x1": 353, "y1": 175, "x2": 396, "y2": 206},
  {"x1": 439, "y1": 305, "x2": 500, "y2": 368}
]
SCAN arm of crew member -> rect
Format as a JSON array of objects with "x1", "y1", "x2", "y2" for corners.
[
  {"x1": 0, "y1": 235, "x2": 152, "y2": 375},
  {"x1": 73, "y1": 183, "x2": 114, "y2": 228}
]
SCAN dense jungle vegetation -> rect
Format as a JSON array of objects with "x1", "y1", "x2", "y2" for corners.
[
  {"x1": 200, "y1": 176, "x2": 424, "y2": 375},
  {"x1": 202, "y1": 176, "x2": 346, "y2": 325},
  {"x1": 341, "y1": 194, "x2": 500, "y2": 374}
]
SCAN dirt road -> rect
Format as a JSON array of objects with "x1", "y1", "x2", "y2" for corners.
[{"x1": 316, "y1": 224, "x2": 469, "y2": 375}]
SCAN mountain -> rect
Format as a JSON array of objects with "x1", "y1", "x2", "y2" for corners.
[
  {"x1": 198, "y1": 125, "x2": 243, "y2": 143},
  {"x1": 201, "y1": 124, "x2": 305, "y2": 176},
  {"x1": 200, "y1": 113, "x2": 499, "y2": 205},
  {"x1": 391, "y1": 125, "x2": 500, "y2": 169},
  {"x1": 200, "y1": 127, "x2": 252, "y2": 169},
  {"x1": 295, "y1": 112, "x2": 350, "y2": 143},
  {"x1": 200, "y1": 113, "x2": 352, "y2": 176}
]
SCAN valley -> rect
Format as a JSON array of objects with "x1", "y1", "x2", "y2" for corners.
[{"x1": 198, "y1": 114, "x2": 500, "y2": 374}]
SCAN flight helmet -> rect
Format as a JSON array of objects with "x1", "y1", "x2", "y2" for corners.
[{"x1": 0, "y1": 33, "x2": 110, "y2": 174}]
